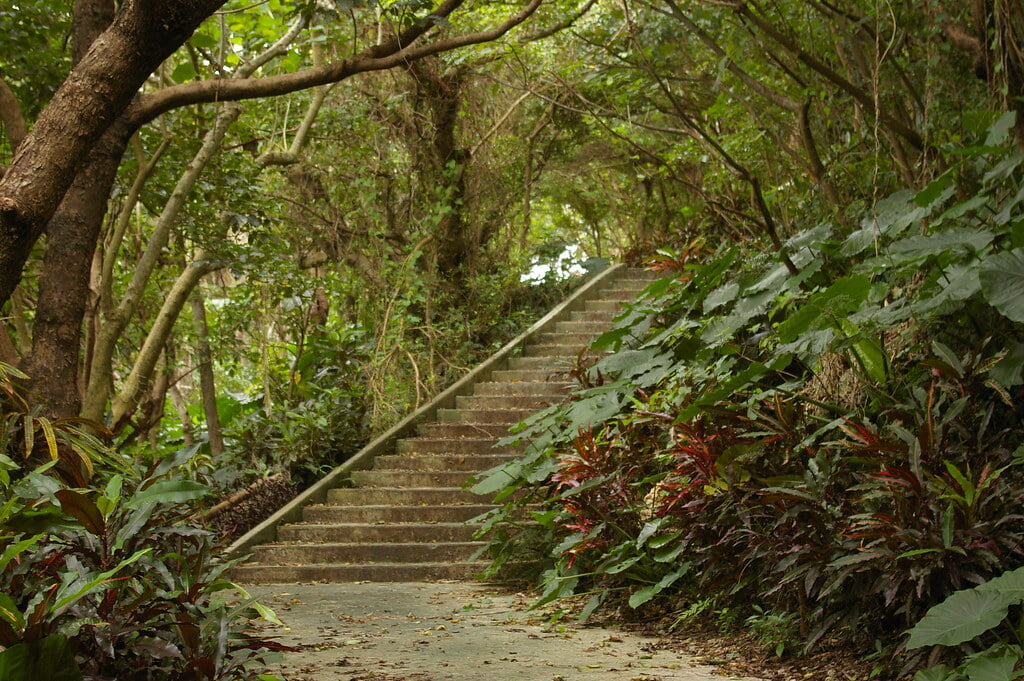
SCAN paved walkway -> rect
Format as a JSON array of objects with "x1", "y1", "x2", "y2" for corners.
[{"x1": 247, "y1": 582, "x2": 762, "y2": 681}]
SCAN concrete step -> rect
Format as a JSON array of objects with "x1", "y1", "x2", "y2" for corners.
[
  {"x1": 569, "y1": 310, "x2": 617, "y2": 322},
  {"x1": 350, "y1": 470, "x2": 476, "y2": 488},
  {"x1": 533, "y1": 332, "x2": 594, "y2": 346},
  {"x1": 523, "y1": 344, "x2": 594, "y2": 357},
  {"x1": 278, "y1": 522, "x2": 481, "y2": 543},
  {"x1": 249, "y1": 541, "x2": 485, "y2": 565},
  {"x1": 303, "y1": 503, "x2": 497, "y2": 524},
  {"x1": 472, "y1": 381, "x2": 570, "y2": 396},
  {"x1": 232, "y1": 561, "x2": 489, "y2": 583},
  {"x1": 415, "y1": 422, "x2": 513, "y2": 438},
  {"x1": 553, "y1": 320, "x2": 610, "y2": 334},
  {"x1": 506, "y1": 356, "x2": 569, "y2": 370},
  {"x1": 599, "y1": 278, "x2": 649, "y2": 287},
  {"x1": 436, "y1": 407, "x2": 536, "y2": 424},
  {"x1": 394, "y1": 437, "x2": 515, "y2": 455},
  {"x1": 455, "y1": 394, "x2": 556, "y2": 410},
  {"x1": 584, "y1": 300, "x2": 629, "y2": 312},
  {"x1": 602, "y1": 284, "x2": 653, "y2": 296},
  {"x1": 327, "y1": 487, "x2": 487, "y2": 505},
  {"x1": 488, "y1": 368, "x2": 567, "y2": 382},
  {"x1": 374, "y1": 453, "x2": 514, "y2": 471}
]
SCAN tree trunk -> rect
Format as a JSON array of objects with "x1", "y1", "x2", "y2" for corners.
[
  {"x1": 109, "y1": 257, "x2": 217, "y2": 430},
  {"x1": 0, "y1": 0, "x2": 227, "y2": 305},
  {"x1": 24, "y1": 121, "x2": 132, "y2": 417},
  {"x1": 407, "y1": 58, "x2": 475, "y2": 282},
  {"x1": 190, "y1": 288, "x2": 224, "y2": 455},
  {"x1": 83, "y1": 104, "x2": 241, "y2": 422},
  {"x1": 169, "y1": 379, "x2": 196, "y2": 446}
]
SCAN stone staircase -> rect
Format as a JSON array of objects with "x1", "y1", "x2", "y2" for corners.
[{"x1": 230, "y1": 266, "x2": 658, "y2": 583}]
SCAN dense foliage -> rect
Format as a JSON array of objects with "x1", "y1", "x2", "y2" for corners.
[
  {"x1": 474, "y1": 114, "x2": 1024, "y2": 676},
  {"x1": 0, "y1": 365, "x2": 285, "y2": 680},
  {"x1": 3, "y1": 0, "x2": 1024, "y2": 676}
]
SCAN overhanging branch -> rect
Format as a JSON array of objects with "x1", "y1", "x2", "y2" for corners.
[{"x1": 134, "y1": 0, "x2": 543, "y2": 124}]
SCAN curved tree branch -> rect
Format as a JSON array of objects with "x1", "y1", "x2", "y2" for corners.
[
  {"x1": 134, "y1": 0, "x2": 543, "y2": 124},
  {"x1": 0, "y1": 0, "x2": 228, "y2": 306}
]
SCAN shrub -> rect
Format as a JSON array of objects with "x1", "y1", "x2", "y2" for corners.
[{"x1": 0, "y1": 366, "x2": 285, "y2": 681}]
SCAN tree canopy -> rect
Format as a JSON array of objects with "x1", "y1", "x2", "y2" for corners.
[{"x1": 1, "y1": 0, "x2": 1024, "y2": 675}]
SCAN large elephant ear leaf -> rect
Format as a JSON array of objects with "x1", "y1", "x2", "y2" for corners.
[
  {"x1": 906, "y1": 588, "x2": 1014, "y2": 649},
  {"x1": 980, "y1": 249, "x2": 1024, "y2": 323}
]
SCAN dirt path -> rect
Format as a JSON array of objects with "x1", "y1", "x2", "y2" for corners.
[{"x1": 247, "y1": 583, "x2": 763, "y2": 681}]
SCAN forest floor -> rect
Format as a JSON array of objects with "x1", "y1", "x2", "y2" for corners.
[{"x1": 246, "y1": 582, "x2": 874, "y2": 681}]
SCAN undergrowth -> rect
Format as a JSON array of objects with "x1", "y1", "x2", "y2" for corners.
[
  {"x1": 0, "y1": 362, "x2": 285, "y2": 680},
  {"x1": 472, "y1": 112, "x2": 1024, "y2": 677}
]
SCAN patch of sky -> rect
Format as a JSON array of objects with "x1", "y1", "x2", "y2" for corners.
[{"x1": 521, "y1": 243, "x2": 588, "y2": 285}]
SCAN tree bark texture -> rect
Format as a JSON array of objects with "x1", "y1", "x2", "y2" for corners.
[
  {"x1": 0, "y1": 79, "x2": 28, "y2": 152},
  {"x1": 408, "y1": 58, "x2": 475, "y2": 281},
  {"x1": 0, "y1": 0, "x2": 227, "y2": 305},
  {"x1": 24, "y1": 122, "x2": 133, "y2": 418}
]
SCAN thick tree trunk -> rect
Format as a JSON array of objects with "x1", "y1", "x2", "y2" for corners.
[
  {"x1": 0, "y1": 329, "x2": 17, "y2": 365},
  {"x1": 24, "y1": 122, "x2": 132, "y2": 418},
  {"x1": 0, "y1": 0, "x2": 227, "y2": 306},
  {"x1": 408, "y1": 59, "x2": 475, "y2": 282},
  {"x1": 0, "y1": 79, "x2": 28, "y2": 153}
]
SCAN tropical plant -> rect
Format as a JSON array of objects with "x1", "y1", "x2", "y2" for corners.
[
  {"x1": 906, "y1": 565, "x2": 1024, "y2": 681},
  {"x1": 472, "y1": 113, "x2": 1024, "y2": 669},
  {"x1": 0, "y1": 368, "x2": 286, "y2": 680}
]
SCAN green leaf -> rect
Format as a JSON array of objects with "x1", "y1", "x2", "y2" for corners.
[
  {"x1": 777, "y1": 275, "x2": 871, "y2": 344},
  {"x1": 942, "y1": 504, "x2": 955, "y2": 549},
  {"x1": 0, "y1": 534, "x2": 42, "y2": 573},
  {"x1": 635, "y1": 519, "x2": 663, "y2": 548},
  {"x1": 54, "y1": 548, "x2": 152, "y2": 612},
  {"x1": 985, "y1": 111, "x2": 1018, "y2": 147},
  {"x1": 977, "y1": 565, "x2": 1024, "y2": 601},
  {"x1": 126, "y1": 480, "x2": 209, "y2": 508},
  {"x1": 628, "y1": 564, "x2": 690, "y2": 609},
  {"x1": 578, "y1": 593, "x2": 603, "y2": 622},
  {"x1": 915, "y1": 170, "x2": 956, "y2": 208},
  {"x1": 980, "y1": 249, "x2": 1024, "y2": 322},
  {"x1": 842, "y1": 190, "x2": 927, "y2": 255},
  {"x1": 988, "y1": 342, "x2": 1024, "y2": 387},
  {"x1": 0, "y1": 634, "x2": 83, "y2": 681},
  {"x1": 470, "y1": 461, "x2": 521, "y2": 496},
  {"x1": 912, "y1": 263, "x2": 982, "y2": 318},
  {"x1": 190, "y1": 32, "x2": 220, "y2": 49},
  {"x1": 170, "y1": 61, "x2": 197, "y2": 83},
  {"x1": 653, "y1": 542, "x2": 685, "y2": 563},
  {"x1": 562, "y1": 391, "x2": 626, "y2": 432},
  {"x1": 913, "y1": 665, "x2": 953, "y2": 681},
  {"x1": 0, "y1": 593, "x2": 24, "y2": 631},
  {"x1": 906, "y1": 588, "x2": 1014, "y2": 648},
  {"x1": 963, "y1": 648, "x2": 1020, "y2": 681},
  {"x1": 889, "y1": 228, "x2": 995, "y2": 263},
  {"x1": 229, "y1": 584, "x2": 285, "y2": 626},
  {"x1": 704, "y1": 282, "x2": 739, "y2": 313},
  {"x1": 603, "y1": 554, "x2": 642, "y2": 574}
]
